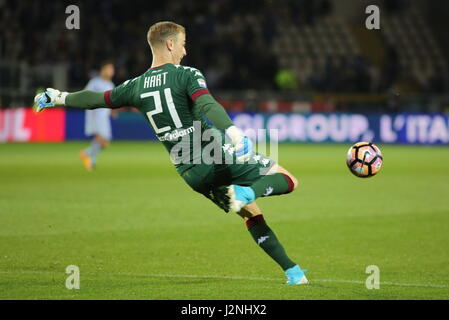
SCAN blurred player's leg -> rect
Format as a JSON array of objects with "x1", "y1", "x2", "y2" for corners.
[
  {"x1": 238, "y1": 203, "x2": 308, "y2": 285},
  {"x1": 81, "y1": 109, "x2": 112, "y2": 170}
]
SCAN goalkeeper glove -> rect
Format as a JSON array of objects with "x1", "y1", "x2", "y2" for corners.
[
  {"x1": 33, "y1": 88, "x2": 68, "y2": 112},
  {"x1": 225, "y1": 125, "x2": 254, "y2": 162}
]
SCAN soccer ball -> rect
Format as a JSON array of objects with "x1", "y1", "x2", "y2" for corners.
[{"x1": 346, "y1": 142, "x2": 383, "y2": 178}]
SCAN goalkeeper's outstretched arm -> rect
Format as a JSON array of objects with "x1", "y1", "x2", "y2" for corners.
[
  {"x1": 33, "y1": 88, "x2": 115, "y2": 112},
  {"x1": 65, "y1": 90, "x2": 112, "y2": 109}
]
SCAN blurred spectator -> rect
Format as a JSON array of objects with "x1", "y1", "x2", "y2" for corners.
[
  {"x1": 428, "y1": 65, "x2": 449, "y2": 94},
  {"x1": 306, "y1": 55, "x2": 372, "y2": 93},
  {"x1": 1, "y1": 0, "x2": 335, "y2": 91},
  {"x1": 383, "y1": 0, "x2": 407, "y2": 14},
  {"x1": 380, "y1": 45, "x2": 401, "y2": 92}
]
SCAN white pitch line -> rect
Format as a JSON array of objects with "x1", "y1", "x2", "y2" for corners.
[{"x1": 0, "y1": 270, "x2": 448, "y2": 289}]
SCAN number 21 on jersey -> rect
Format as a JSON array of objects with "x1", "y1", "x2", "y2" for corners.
[{"x1": 140, "y1": 88, "x2": 182, "y2": 134}]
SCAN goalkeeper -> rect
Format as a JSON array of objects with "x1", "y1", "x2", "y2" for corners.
[{"x1": 34, "y1": 21, "x2": 308, "y2": 285}]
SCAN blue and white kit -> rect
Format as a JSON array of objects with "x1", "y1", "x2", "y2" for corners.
[{"x1": 84, "y1": 77, "x2": 115, "y2": 140}]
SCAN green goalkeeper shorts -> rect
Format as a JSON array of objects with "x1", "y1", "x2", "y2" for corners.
[{"x1": 178, "y1": 152, "x2": 275, "y2": 212}]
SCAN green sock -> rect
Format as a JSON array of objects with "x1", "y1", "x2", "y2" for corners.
[
  {"x1": 250, "y1": 173, "x2": 294, "y2": 198},
  {"x1": 246, "y1": 215, "x2": 296, "y2": 271}
]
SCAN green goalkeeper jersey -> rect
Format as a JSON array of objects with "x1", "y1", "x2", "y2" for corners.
[{"x1": 104, "y1": 63, "x2": 219, "y2": 171}]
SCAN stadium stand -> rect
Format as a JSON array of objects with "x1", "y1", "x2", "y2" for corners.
[{"x1": 0, "y1": 0, "x2": 448, "y2": 110}]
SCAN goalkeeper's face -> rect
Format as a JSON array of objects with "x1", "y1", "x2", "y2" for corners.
[{"x1": 171, "y1": 32, "x2": 187, "y2": 64}]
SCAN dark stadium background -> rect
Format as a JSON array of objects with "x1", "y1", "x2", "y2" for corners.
[{"x1": 1, "y1": 0, "x2": 448, "y2": 112}]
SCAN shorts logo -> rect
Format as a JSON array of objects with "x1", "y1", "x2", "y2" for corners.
[
  {"x1": 261, "y1": 159, "x2": 270, "y2": 167},
  {"x1": 263, "y1": 187, "x2": 274, "y2": 197},
  {"x1": 252, "y1": 155, "x2": 270, "y2": 167}
]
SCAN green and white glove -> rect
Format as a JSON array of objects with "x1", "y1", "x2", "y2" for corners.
[{"x1": 33, "y1": 88, "x2": 68, "y2": 112}]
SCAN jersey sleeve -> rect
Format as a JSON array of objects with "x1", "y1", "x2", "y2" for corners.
[
  {"x1": 193, "y1": 94, "x2": 234, "y2": 130},
  {"x1": 184, "y1": 68, "x2": 210, "y2": 102},
  {"x1": 105, "y1": 77, "x2": 138, "y2": 108}
]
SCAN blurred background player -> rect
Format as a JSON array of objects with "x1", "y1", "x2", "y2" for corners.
[{"x1": 80, "y1": 61, "x2": 116, "y2": 171}]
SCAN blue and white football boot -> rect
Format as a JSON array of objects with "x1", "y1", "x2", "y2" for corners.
[
  {"x1": 227, "y1": 185, "x2": 256, "y2": 213},
  {"x1": 285, "y1": 265, "x2": 309, "y2": 285}
]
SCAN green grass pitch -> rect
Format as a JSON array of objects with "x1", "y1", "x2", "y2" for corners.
[{"x1": 0, "y1": 142, "x2": 448, "y2": 300}]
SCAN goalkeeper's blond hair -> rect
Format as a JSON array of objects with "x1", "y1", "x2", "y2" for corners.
[{"x1": 147, "y1": 21, "x2": 185, "y2": 49}]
